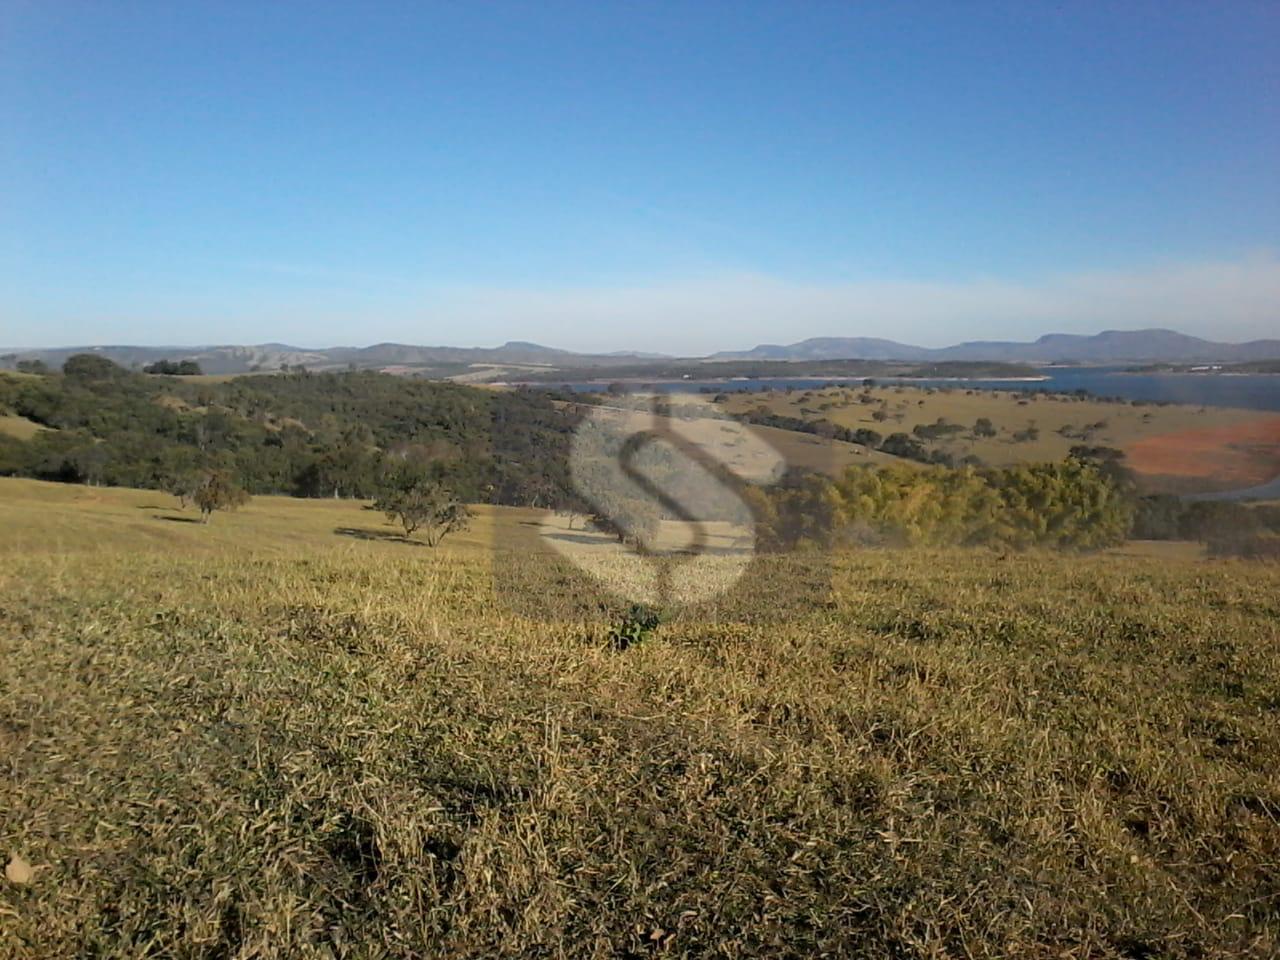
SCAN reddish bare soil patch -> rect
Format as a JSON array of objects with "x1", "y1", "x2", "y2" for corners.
[{"x1": 1126, "y1": 416, "x2": 1280, "y2": 492}]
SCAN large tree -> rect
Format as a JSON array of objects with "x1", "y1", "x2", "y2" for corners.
[{"x1": 373, "y1": 476, "x2": 471, "y2": 546}]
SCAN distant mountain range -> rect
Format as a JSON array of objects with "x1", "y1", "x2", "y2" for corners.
[
  {"x1": 710, "y1": 329, "x2": 1280, "y2": 364},
  {"x1": 4, "y1": 328, "x2": 1279, "y2": 374},
  {"x1": 0, "y1": 341, "x2": 669, "y2": 375}
]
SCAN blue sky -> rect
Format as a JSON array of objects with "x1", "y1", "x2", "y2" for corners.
[{"x1": 2, "y1": 1, "x2": 1277, "y2": 353}]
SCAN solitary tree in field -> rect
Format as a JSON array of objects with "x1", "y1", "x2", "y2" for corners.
[
  {"x1": 191, "y1": 470, "x2": 251, "y2": 522},
  {"x1": 973, "y1": 417, "x2": 997, "y2": 438},
  {"x1": 168, "y1": 470, "x2": 202, "y2": 509},
  {"x1": 374, "y1": 477, "x2": 470, "y2": 546},
  {"x1": 586, "y1": 493, "x2": 662, "y2": 549}
]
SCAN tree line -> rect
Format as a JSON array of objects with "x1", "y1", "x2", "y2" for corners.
[
  {"x1": 743, "y1": 458, "x2": 1135, "y2": 552},
  {"x1": 1132, "y1": 496, "x2": 1280, "y2": 558}
]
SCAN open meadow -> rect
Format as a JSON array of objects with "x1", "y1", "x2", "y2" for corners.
[
  {"x1": 719, "y1": 385, "x2": 1280, "y2": 492},
  {"x1": 2, "y1": 477, "x2": 1279, "y2": 958},
  {"x1": 0, "y1": 416, "x2": 44, "y2": 442},
  {"x1": 562, "y1": 401, "x2": 901, "y2": 478}
]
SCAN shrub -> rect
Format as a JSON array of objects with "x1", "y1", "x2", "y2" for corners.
[
  {"x1": 191, "y1": 470, "x2": 251, "y2": 522},
  {"x1": 606, "y1": 604, "x2": 663, "y2": 651}
]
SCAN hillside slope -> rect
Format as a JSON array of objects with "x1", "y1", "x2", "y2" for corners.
[{"x1": 1, "y1": 478, "x2": 1277, "y2": 957}]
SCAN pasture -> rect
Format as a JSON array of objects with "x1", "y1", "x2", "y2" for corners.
[
  {"x1": 719, "y1": 383, "x2": 1280, "y2": 490},
  {"x1": 0, "y1": 415, "x2": 44, "y2": 441},
  {"x1": 2, "y1": 478, "x2": 1279, "y2": 957}
]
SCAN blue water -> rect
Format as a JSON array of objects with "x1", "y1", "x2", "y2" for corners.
[{"x1": 560, "y1": 367, "x2": 1280, "y2": 413}]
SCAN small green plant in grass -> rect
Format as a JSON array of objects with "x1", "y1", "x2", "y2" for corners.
[{"x1": 606, "y1": 603, "x2": 663, "y2": 651}]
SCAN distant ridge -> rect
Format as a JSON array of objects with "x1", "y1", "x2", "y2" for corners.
[
  {"x1": 711, "y1": 328, "x2": 1280, "y2": 364},
  {"x1": 0, "y1": 341, "x2": 669, "y2": 375},
  {"x1": 4, "y1": 328, "x2": 1279, "y2": 373}
]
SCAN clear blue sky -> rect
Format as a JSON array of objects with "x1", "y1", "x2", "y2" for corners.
[{"x1": 2, "y1": 1, "x2": 1277, "y2": 353}]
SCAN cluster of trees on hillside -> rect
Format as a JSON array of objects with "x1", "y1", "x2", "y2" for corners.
[
  {"x1": 1133, "y1": 496, "x2": 1280, "y2": 558},
  {"x1": 143, "y1": 359, "x2": 203, "y2": 375},
  {"x1": 734, "y1": 407, "x2": 965, "y2": 466},
  {"x1": 743, "y1": 458, "x2": 1135, "y2": 552},
  {"x1": 0, "y1": 356, "x2": 585, "y2": 509}
]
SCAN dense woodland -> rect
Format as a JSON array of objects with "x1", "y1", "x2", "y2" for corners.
[
  {"x1": 747, "y1": 460, "x2": 1134, "y2": 551},
  {"x1": 1, "y1": 356, "x2": 1276, "y2": 554},
  {"x1": 0, "y1": 356, "x2": 582, "y2": 507}
]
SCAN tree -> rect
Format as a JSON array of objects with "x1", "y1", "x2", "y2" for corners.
[
  {"x1": 15, "y1": 359, "x2": 49, "y2": 375},
  {"x1": 144, "y1": 359, "x2": 203, "y2": 375},
  {"x1": 296, "y1": 438, "x2": 378, "y2": 499},
  {"x1": 1068, "y1": 445, "x2": 1133, "y2": 490},
  {"x1": 191, "y1": 470, "x2": 251, "y2": 522},
  {"x1": 67, "y1": 441, "x2": 110, "y2": 486},
  {"x1": 851, "y1": 428, "x2": 882, "y2": 448},
  {"x1": 880, "y1": 432, "x2": 928, "y2": 461},
  {"x1": 1132, "y1": 493, "x2": 1184, "y2": 540},
  {"x1": 62, "y1": 354, "x2": 127, "y2": 381},
  {"x1": 586, "y1": 493, "x2": 661, "y2": 548},
  {"x1": 973, "y1": 417, "x2": 997, "y2": 438},
  {"x1": 990, "y1": 460, "x2": 1131, "y2": 550},
  {"x1": 374, "y1": 477, "x2": 471, "y2": 546},
  {"x1": 746, "y1": 470, "x2": 842, "y2": 551},
  {"x1": 167, "y1": 469, "x2": 203, "y2": 509}
]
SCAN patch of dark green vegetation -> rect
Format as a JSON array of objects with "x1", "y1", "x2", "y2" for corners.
[{"x1": 0, "y1": 355, "x2": 584, "y2": 506}]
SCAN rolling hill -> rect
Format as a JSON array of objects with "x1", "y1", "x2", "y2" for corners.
[{"x1": 0, "y1": 341, "x2": 667, "y2": 376}]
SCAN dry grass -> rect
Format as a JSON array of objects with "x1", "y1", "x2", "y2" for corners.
[
  {"x1": 1127, "y1": 419, "x2": 1280, "y2": 491},
  {"x1": 576, "y1": 401, "x2": 903, "y2": 477},
  {"x1": 2, "y1": 478, "x2": 1279, "y2": 957},
  {"x1": 0, "y1": 414, "x2": 44, "y2": 441},
  {"x1": 720, "y1": 384, "x2": 1275, "y2": 485}
]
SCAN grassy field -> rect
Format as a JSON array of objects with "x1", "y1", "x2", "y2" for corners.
[
  {"x1": 2, "y1": 478, "x2": 1279, "y2": 957},
  {"x1": 719, "y1": 384, "x2": 1280, "y2": 489},
  {"x1": 0, "y1": 414, "x2": 44, "y2": 440},
  {"x1": 576, "y1": 402, "x2": 904, "y2": 478}
]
